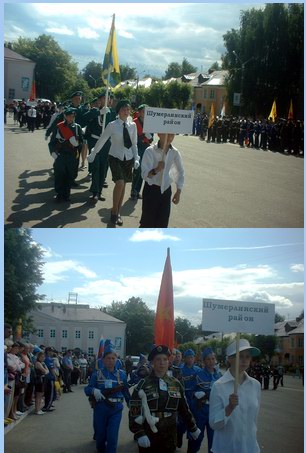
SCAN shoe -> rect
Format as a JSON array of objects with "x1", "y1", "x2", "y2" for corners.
[
  {"x1": 4, "y1": 418, "x2": 13, "y2": 424},
  {"x1": 16, "y1": 411, "x2": 23, "y2": 416},
  {"x1": 130, "y1": 193, "x2": 137, "y2": 200},
  {"x1": 137, "y1": 193, "x2": 143, "y2": 199},
  {"x1": 116, "y1": 215, "x2": 123, "y2": 226},
  {"x1": 110, "y1": 213, "x2": 118, "y2": 225},
  {"x1": 68, "y1": 389, "x2": 73, "y2": 393},
  {"x1": 89, "y1": 194, "x2": 98, "y2": 203},
  {"x1": 177, "y1": 432, "x2": 183, "y2": 448},
  {"x1": 54, "y1": 194, "x2": 63, "y2": 203},
  {"x1": 103, "y1": 182, "x2": 108, "y2": 188},
  {"x1": 63, "y1": 196, "x2": 71, "y2": 202},
  {"x1": 98, "y1": 194, "x2": 106, "y2": 201},
  {"x1": 35, "y1": 410, "x2": 45, "y2": 415}
]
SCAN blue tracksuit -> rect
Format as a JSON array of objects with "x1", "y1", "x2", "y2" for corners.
[
  {"x1": 187, "y1": 367, "x2": 222, "y2": 453},
  {"x1": 177, "y1": 364, "x2": 201, "y2": 440},
  {"x1": 84, "y1": 366, "x2": 130, "y2": 453}
]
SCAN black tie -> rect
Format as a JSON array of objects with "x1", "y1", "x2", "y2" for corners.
[{"x1": 123, "y1": 122, "x2": 132, "y2": 149}]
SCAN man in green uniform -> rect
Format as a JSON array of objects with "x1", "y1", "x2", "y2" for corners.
[
  {"x1": 129, "y1": 345, "x2": 200, "y2": 452},
  {"x1": 49, "y1": 107, "x2": 84, "y2": 202},
  {"x1": 85, "y1": 90, "x2": 116, "y2": 202}
]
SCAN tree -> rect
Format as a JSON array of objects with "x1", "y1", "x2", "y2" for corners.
[
  {"x1": 208, "y1": 62, "x2": 221, "y2": 73},
  {"x1": 119, "y1": 64, "x2": 137, "y2": 82},
  {"x1": 275, "y1": 312, "x2": 286, "y2": 323},
  {"x1": 174, "y1": 317, "x2": 198, "y2": 344},
  {"x1": 252, "y1": 335, "x2": 276, "y2": 361},
  {"x1": 164, "y1": 59, "x2": 197, "y2": 79},
  {"x1": 222, "y1": 3, "x2": 304, "y2": 117},
  {"x1": 105, "y1": 297, "x2": 155, "y2": 355},
  {"x1": 11, "y1": 34, "x2": 80, "y2": 101},
  {"x1": 82, "y1": 61, "x2": 103, "y2": 88},
  {"x1": 4, "y1": 228, "x2": 45, "y2": 331}
]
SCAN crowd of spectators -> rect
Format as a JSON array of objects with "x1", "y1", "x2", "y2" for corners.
[{"x1": 5, "y1": 99, "x2": 57, "y2": 131}]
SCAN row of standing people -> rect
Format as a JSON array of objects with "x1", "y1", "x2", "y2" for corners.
[
  {"x1": 193, "y1": 113, "x2": 303, "y2": 155},
  {"x1": 46, "y1": 90, "x2": 184, "y2": 228}
]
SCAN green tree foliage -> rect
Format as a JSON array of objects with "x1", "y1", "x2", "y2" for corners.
[
  {"x1": 119, "y1": 64, "x2": 137, "y2": 82},
  {"x1": 252, "y1": 335, "x2": 276, "y2": 361},
  {"x1": 164, "y1": 58, "x2": 197, "y2": 79},
  {"x1": 208, "y1": 62, "x2": 221, "y2": 73},
  {"x1": 4, "y1": 228, "x2": 45, "y2": 330},
  {"x1": 275, "y1": 312, "x2": 286, "y2": 323},
  {"x1": 105, "y1": 297, "x2": 155, "y2": 355},
  {"x1": 175, "y1": 317, "x2": 198, "y2": 344},
  {"x1": 222, "y1": 3, "x2": 304, "y2": 117},
  {"x1": 11, "y1": 34, "x2": 80, "y2": 101},
  {"x1": 82, "y1": 61, "x2": 103, "y2": 88}
]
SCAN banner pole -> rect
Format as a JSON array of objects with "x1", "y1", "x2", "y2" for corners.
[{"x1": 234, "y1": 332, "x2": 240, "y2": 394}]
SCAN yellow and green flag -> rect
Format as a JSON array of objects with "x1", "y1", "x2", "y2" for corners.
[{"x1": 102, "y1": 14, "x2": 120, "y2": 87}]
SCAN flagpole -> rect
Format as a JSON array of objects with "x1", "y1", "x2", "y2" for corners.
[
  {"x1": 102, "y1": 14, "x2": 115, "y2": 134},
  {"x1": 234, "y1": 332, "x2": 240, "y2": 394}
]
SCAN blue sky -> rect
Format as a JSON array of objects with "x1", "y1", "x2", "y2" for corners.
[
  {"x1": 4, "y1": 3, "x2": 264, "y2": 77},
  {"x1": 31, "y1": 228, "x2": 304, "y2": 326}
]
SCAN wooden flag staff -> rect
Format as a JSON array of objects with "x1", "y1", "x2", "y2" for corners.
[{"x1": 234, "y1": 332, "x2": 240, "y2": 394}]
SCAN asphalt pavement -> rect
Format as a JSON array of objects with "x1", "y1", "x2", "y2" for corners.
[
  {"x1": 4, "y1": 374, "x2": 304, "y2": 453},
  {"x1": 4, "y1": 116, "x2": 304, "y2": 228}
]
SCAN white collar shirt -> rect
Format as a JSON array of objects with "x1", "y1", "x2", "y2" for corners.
[
  {"x1": 93, "y1": 117, "x2": 139, "y2": 161},
  {"x1": 209, "y1": 369, "x2": 261, "y2": 453},
  {"x1": 141, "y1": 142, "x2": 184, "y2": 194},
  {"x1": 28, "y1": 108, "x2": 37, "y2": 118}
]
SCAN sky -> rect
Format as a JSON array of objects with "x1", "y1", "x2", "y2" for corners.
[
  {"x1": 4, "y1": 3, "x2": 265, "y2": 77},
  {"x1": 30, "y1": 228, "x2": 304, "y2": 327}
]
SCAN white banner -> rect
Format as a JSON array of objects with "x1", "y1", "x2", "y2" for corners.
[
  {"x1": 202, "y1": 298, "x2": 275, "y2": 335},
  {"x1": 143, "y1": 107, "x2": 194, "y2": 134}
]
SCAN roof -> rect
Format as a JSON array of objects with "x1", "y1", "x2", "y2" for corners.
[
  {"x1": 288, "y1": 319, "x2": 304, "y2": 335},
  {"x1": 4, "y1": 47, "x2": 34, "y2": 63},
  {"x1": 201, "y1": 70, "x2": 228, "y2": 87},
  {"x1": 275, "y1": 319, "x2": 303, "y2": 337},
  {"x1": 36, "y1": 302, "x2": 125, "y2": 323}
]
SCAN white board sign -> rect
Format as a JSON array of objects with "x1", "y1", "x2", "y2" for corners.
[
  {"x1": 202, "y1": 298, "x2": 275, "y2": 335},
  {"x1": 143, "y1": 107, "x2": 194, "y2": 134}
]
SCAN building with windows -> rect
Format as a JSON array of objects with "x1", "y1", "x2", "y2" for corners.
[
  {"x1": 274, "y1": 317, "x2": 304, "y2": 367},
  {"x1": 4, "y1": 46, "x2": 36, "y2": 101},
  {"x1": 27, "y1": 302, "x2": 126, "y2": 358}
]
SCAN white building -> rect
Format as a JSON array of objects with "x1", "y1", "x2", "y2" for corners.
[
  {"x1": 4, "y1": 46, "x2": 36, "y2": 101},
  {"x1": 27, "y1": 302, "x2": 126, "y2": 358}
]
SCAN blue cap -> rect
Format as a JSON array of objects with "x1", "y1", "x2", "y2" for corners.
[
  {"x1": 33, "y1": 345, "x2": 42, "y2": 354},
  {"x1": 202, "y1": 347, "x2": 214, "y2": 359},
  {"x1": 184, "y1": 349, "x2": 195, "y2": 357},
  {"x1": 103, "y1": 339, "x2": 115, "y2": 357}
]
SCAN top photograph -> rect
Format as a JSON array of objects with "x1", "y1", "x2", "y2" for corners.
[{"x1": 4, "y1": 3, "x2": 304, "y2": 228}]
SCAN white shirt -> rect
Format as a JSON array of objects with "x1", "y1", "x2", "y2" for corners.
[
  {"x1": 209, "y1": 369, "x2": 261, "y2": 453},
  {"x1": 93, "y1": 117, "x2": 139, "y2": 161},
  {"x1": 141, "y1": 142, "x2": 184, "y2": 194},
  {"x1": 27, "y1": 107, "x2": 37, "y2": 118}
]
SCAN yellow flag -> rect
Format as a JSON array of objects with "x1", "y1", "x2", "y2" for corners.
[
  {"x1": 102, "y1": 15, "x2": 120, "y2": 87},
  {"x1": 288, "y1": 99, "x2": 294, "y2": 120},
  {"x1": 269, "y1": 100, "x2": 277, "y2": 122},
  {"x1": 208, "y1": 102, "x2": 215, "y2": 128}
]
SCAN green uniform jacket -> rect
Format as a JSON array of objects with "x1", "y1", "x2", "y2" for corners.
[{"x1": 129, "y1": 371, "x2": 197, "y2": 450}]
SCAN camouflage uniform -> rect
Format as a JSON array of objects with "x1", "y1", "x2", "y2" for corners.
[{"x1": 129, "y1": 371, "x2": 198, "y2": 453}]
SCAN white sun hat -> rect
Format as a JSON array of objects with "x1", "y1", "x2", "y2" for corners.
[{"x1": 226, "y1": 339, "x2": 260, "y2": 358}]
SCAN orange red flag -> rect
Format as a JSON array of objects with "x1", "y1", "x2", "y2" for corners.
[
  {"x1": 154, "y1": 248, "x2": 174, "y2": 349},
  {"x1": 288, "y1": 99, "x2": 294, "y2": 120},
  {"x1": 29, "y1": 80, "x2": 36, "y2": 101}
]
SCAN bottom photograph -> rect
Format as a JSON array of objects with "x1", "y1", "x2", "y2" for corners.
[{"x1": 4, "y1": 227, "x2": 304, "y2": 453}]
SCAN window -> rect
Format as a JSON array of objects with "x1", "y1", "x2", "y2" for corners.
[
  {"x1": 62, "y1": 330, "x2": 68, "y2": 338},
  {"x1": 290, "y1": 337, "x2": 295, "y2": 348},
  {"x1": 210, "y1": 90, "x2": 215, "y2": 99},
  {"x1": 37, "y1": 329, "x2": 44, "y2": 338},
  {"x1": 75, "y1": 330, "x2": 81, "y2": 339},
  {"x1": 89, "y1": 330, "x2": 94, "y2": 339},
  {"x1": 8, "y1": 89, "x2": 15, "y2": 99},
  {"x1": 50, "y1": 329, "x2": 56, "y2": 338},
  {"x1": 88, "y1": 347, "x2": 94, "y2": 355},
  {"x1": 298, "y1": 337, "x2": 303, "y2": 348},
  {"x1": 203, "y1": 89, "x2": 207, "y2": 99}
]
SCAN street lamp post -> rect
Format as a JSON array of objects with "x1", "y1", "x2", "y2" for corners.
[
  {"x1": 232, "y1": 51, "x2": 253, "y2": 116},
  {"x1": 176, "y1": 330, "x2": 187, "y2": 344},
  {"x1": 88, "y1": 74, "x2": 97, "y2": 88}
]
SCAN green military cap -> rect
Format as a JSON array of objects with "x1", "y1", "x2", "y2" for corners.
[
  {"x1": 115, "y1": 98, "x2": 131, "y2": 114},
  {"x1": 64, "y1": 107, "x2": 77, "y2": 115},
  {"x1": 138, "y1": 104, "x2": 148, "y2": 111},
  {"x1": 97, "y1": 89, "x2": 107, "y2": 98},
  {"x1": 90, "y1": 97, "x2": 98, "y2": 104},
  {"x1": 70, "y1": 90, "x2": 83, "y2": 98},
  {"x1": 148, "y1": 344, "x2": 171, "y2": 362}
]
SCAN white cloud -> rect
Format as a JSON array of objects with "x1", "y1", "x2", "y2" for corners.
[
  {"x1": 290, "y1": 264, "x2": 304, "y2": 273},
  {"x1": 45, "y1": 26, "x2": 74, "y2": 36},
  {"x1": 43, "y1": 260, "x2": 97, "y2": 283},
  {"x1": 40, "y1": 246, "x2": 62, "y2": 259},
  {"x1": 129, "y1": 229, "x2": 181, "y2": 242},
  {"x1": 118, "y1": 29, "x2": 134, "y2": 39},
  {"x1": 77, "y1": 27, "x2": 99, "y2": 39}
]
